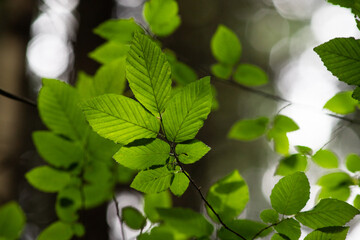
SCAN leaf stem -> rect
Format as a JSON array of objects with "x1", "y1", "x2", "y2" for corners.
[
  {"x1": 113, "y1": 194, "x2": 126, "y2": 240},
  {"x1": 0, "y1": 88, "x2": 37, "y2": 107}
]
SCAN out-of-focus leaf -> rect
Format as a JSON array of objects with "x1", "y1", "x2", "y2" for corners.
[
  {"x1": 233, "y1": 64, "x2": 268, "y2": 87},
  {"x1": 346, "y1": 153, "x2": 360, "y2": 172},
  {"x1": 0, "y1": 202, "x2": 26, "y2": 240},
  {"x1": 324, "y1": 91, "x2": 358, "y2": 114},
  {"x1": 275, "y1": 154, "x2": 307, "y2": 176},
  {"x1": 228, "y1": 117, "x2": 269, "y2": 141},
  {"x1": 312, "y1": 149, "x2": 338, "y2": 169},
  {"x1": 211, "y1": 63, "x2": 232, "y2": 79},
  {"x1": 144, "y1": 191, "x2": 172, "y2": 222},
  {"x1": 122, "y1": 207, "x2": 146, "y2": 230}
]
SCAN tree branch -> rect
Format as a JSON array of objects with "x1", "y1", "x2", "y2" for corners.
[{"x1": 0, "y1": 88, "x2": 37, "y2": 107}]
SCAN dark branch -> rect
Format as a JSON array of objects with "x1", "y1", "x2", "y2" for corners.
[
  {"x1": 251, "y1": 222, "x2": 279, "y2": 240},
  {"x1": 113, "y1": 195, "x2": 126, "y2": 240},
  {"x1": 0, "y1": 88, "x2": 37, "y2": 107}
]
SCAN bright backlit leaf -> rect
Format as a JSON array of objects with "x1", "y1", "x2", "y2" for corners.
[
  {"x1": 274, "y1": 218, "x2": 301, "y2": 240},
  {"x1": 270, "y1": 172, "x2": 310, "y2": 215},
  {"x1": 131, "y1": 166, "x2": 173, "y2": 193},
  {"x1": 211, "y1": 63, "x2": 233, "y2": 79},
  {"x1": 113, "y1": 139, "x2": 170, "y2": 170},
  {"x1": 272, "y1": 115, "x2": 299, "y2": 133},
  {"x1": 312, "y1": 149, "x2": 338, "y2": 169},
  {"x1": 318, "y1": 186, "x2": 350, "y2": 202},
  {"x1": 295, "y1": 199, "x2": 359, "y2": 229},
  {"x1": 260, "y1": 209, "x2": 279, "y2": 224},
  {"x1": 317, "y1": 172, "x2": 353, "y2": 189},
  {"x1": 33, "y1": 131, "x2": 83, "y2": 168},
  {"x1": 206, "y1": 170, "x2": 249, "y2": 222},
  {"x1": 126, "y1": 32, "x2": 172, "y2": 116},
  {"x1": 93, "y1": 18, "x2": 143, "y2": 43},
  {"x1": 346, "y1": 153, "x2": 360, "y2": 172},
  {"x1": 170, "y1": 169, "x2": 190, "y2": 196},
  {"x1": 157, "y1": 208, "x2": 214, "y2": 238},
  {"x1": 0, "y1": 202, "x2": 26, "y2": 240},
  {"x1": 354, "y1": 195, "x2": 360, "y2": 209},
  {"x1": 314, "y1": 38, "x2": 360, "y2": 86},
  {"x1": 233, "y1": 64, "x2": 268, "y2": 87},
  {"x1": 295, "y1": 145, "x2": 313, "y2": 156},
  {"x1": 144, "y1": 191, "x2": 172, "y2": 222},
  {"x1": 38, "y1": 79, "x2": 87, "y2": 141},
  {"x1": 228, "y1": 117, "x2": 269, "y2": 141},
  {"x1": 162, "y1": 77, "x2": 212, "y2": 142},
  {"x1": 275, "y1": 154, "x2": 307, "y2": 176},
  {"x1": 211, "y1": 25, "x2": 241, "y2": 65},
  {"x1": 304, "y1": 226, "x2": 349, "y2": 240},
  {"x1": 218, "y1": 219, "x2": 271, "y2": 240},
  {"x1": 89, "y1": 42, "x2": 129, "y2": 64},
  {"x1": 175, "y1": 140, "x2": 211, "y2": 164},
  {"x1": 37, "y1": 221, "x2": 73, "y2": 240},
  {"x1": 81, "y1": 94, "x2": 160, "y2": 145},
  {"x1": 122, "y1": 207, "x2": 146, "y2": 230},
  {"x1": 76, "y1": 71, "x2": 95, "y2": 100},
  {"x1": 143, "y1": 0, "x2": 181, "y2": 36},
  {"x1": 324, "y1": 91, "x2": 358, "y2": 114},
  {"x1": 26, "y1": 166, "x2": 71, "y2": 193}
]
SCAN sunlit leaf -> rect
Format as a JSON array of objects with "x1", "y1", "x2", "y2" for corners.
[
  {"x1": 93, "y1": 18, "x2": 143, "y2": 43},
  {"x1": 144, "y1": 0, "x2": 180, "y2": 36},
  {"x1": 122, "y1": 207, "x2": 146, "y2": 230},
  {"x1": 346, "y1": 153, "x2": 360, "y2": 172},
  {"x1": 272, "y1": 115, "x2": 299, "y2": 133},
  {"x1": 206, "y1": 170, "x2": 249, "y2": 222},
  {"x1": 354, "y1": 195, "x2": 360, "y2": 209},
  {"x1": 228, "y1": 117, "x2": 269, "y2": 141},
  {"x1": 81, "y1": 94, "x2": 160, "y2": 145},
  {"x1": 295, "y1": 199, "x2": 359, "y2": 229},
  {"x1": 170, "y1": 168, "x2": 189, "y2": 196},
  {"x1": 312, "y1": 149, "x2": 338, "y2": 169},
  {"x1": 175, "y1": 140, "x2": 211, "y2": 164},
  {"x1": 275, "y1": 154, "x2": 307, "y2": 176},
  {"x1": 314, "y1": 38, "x2": 360, "y2": 86},
  {"x1": 89, "y1": 42, "x2": 129, "y2": 64},
  {"x1": 270, "y1": 172, "x2": 310, "y2": 215},
  {"x1": 260, "y1": 209, "x2": 279, "y2": 224},
  {"x1": 274, "y1": 218, "x2": 300, "y2": 240},
  {"x1": 0, "y1": 202, "x2": 26, "y2": 240},
  {"x1": 304, "y1": 226, "x2": 349, "y2": 240},
  {"x1": 163, "y1": 77, "x2": 212, "y2": 142},
  {"x1": 113, "y1": 139, "x2": 170, "y2": 170},
  {"x1": 144, "y1": 191, "x2": 172, "y2": 222},
  {"x1": 211, "y1": 25, "x2": 241, "y2": 65},
  {"x1": 295, "y1": 145, "x2": 313, "y2": 156},
  {"x1": 233, "y1": 64, "x2": 268, "y2": 87},
  {"x1": 37, "y1": 221, "x2": 73, "y2": 240},
  {"x1": 324, "y1": 91, "x2": 358, "y2": 114},
  {"x1": 131, "y1": 166, "x2": 173, "y2": 193},
  {"x1": 126, "y1": 32, "x2": 172, "y2": 116},
  {"x1": 26, "y1": 166, "x2": 71, "y2": 193}
]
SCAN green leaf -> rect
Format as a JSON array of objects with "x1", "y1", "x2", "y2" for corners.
[
  {"x1": 312, "y1": 149, "x2": 338, "y2": 169},
  {"x1": 354, "y1": 194, "x2": 360, "y2": 209},
  {"x1": 218, "y1": 219, "x2": 271, "y2": 240},
  {"x1": 72, "y1": 223, "x2": 85, "y2": 237},
  {"x1": 122, "y1": 207, "x2": 146, "y2": 230},
  {"x1": 211, "y1": 63, "x2": 232, "y2": 79},
  {"x1": 228, "y1": 117, "x2": 269, "y2": 141},
  {"x1": 113, "y1": 139, "x2": 170, "y2": 170},
  {"x1": 81, "y1": 94, "x2": 160, "y2": 145},
  {"x1": 270, "y1": 172, "x2": 310, "y2": 215},
  {"x1": 317, "y1": 186, "x2": 350, "y2": 202},
  {"x1": 171, "y1": 61, "x2": 198, "y2": 85},
  {"x1": 144, "y1": 191, "x2": 172, "y2": 222},
  {"x1": 352, "y1": 86, "x2": 360, "y2": 100},
  {"x1": 268, "y1": 130, "x2": 290, "y2": 155},
  {"x1": 274, "y1": 219, "x2": 300, "y2": 240},
  {"x1": 295, "y1": 198, "x2": 359, "y2": 229},
  {"x1": 211, "y1": 25, "x2": 241, "y2": 65},
  {"x1": 272, "y1": 233, "x2": 290, "y2": 240},
  {"x1": 346, "y1": 153, "x2": 360, "y2": 172},
  {"x1": 126, "y1": 32, "x2": 172, "y2": 116},
  {"x1": 272, "y1": 115, "x2": 299, "y2": 133},
  {"x1": 163, "y1": 77, "x2": 212, "y2": 142},
  {"x1": 93, "y1": 18, "x2": 143, "y2": 43},
  {"x1": 131, "y1": 166, "x2": 173, "y2": 193},
  {"x1": 314, "y1": 38, "x2": 360, "y2": 85},
  {"x1": 175, "y1": 140, "x2": 211, "y2": 164},
  {"x1": 233, "y1": 64, "x2": 268, "y2": 87},
  {"x1": 93, "y1": 59, "x2": 127, "y2": 96},
  {"x1": 76, "y1": 71, "x2": 95, "y2": 100},
  {"x1": 117, "y1": 164, "x2": 135, "y2": 184},
  {"x1": 295, "y1": 145, "x2": 313, "y2": 156},
  {"x1": 26, "y1": 166, "x2": 71, "y2": 193},
  {"x1": 38, "y1": 221, "x2": 73, "y2": 240},
  {"x1": 157, "y1": 208, "x2": 214, "y2": 238},
  {"x1": 260, "y1": 209, "x2": 279, "y2": 224},
  {"x1": 56, "y1": 187, "x2": 81, "y2": 222},
  {"x1": 38, "y1": 79, "x2": 87, "y2": 141},
  {"x1": 324, "y1": 91, "x2": 358, "y2": 114},
  {"x1": 89, "y1": 42, "x2": 129, "y2": 64},
  {"x1": 33, "y1": 131, "x2": 83, "y2": 168},
  {"x1": 0, "y1": 202, "x2": 25, "y2": 239},
  {"x1": 143, "y1": 0, "x2": 181, "y2": 36},
  {"x1": 206, "y1": 170, "x2": 249, "y2": 222},
  {"x1": 317, "y1": 172, "x2": 353, "y2": 189},
  {"x1": 170, "y1": 169, "x2": 189, "y2": 196},
  {"x1": 304, "y1": 226, "x2": 349, "y2": 240},
  {"x1": 327, "y1": 0, "x2": 360, "y2": 16},
  {"x1": 84, "y1": 161, "x2": 113, "y2": 185},
  {"x1": 275, "y1": 154, "x2": 307, "y2": 176}
]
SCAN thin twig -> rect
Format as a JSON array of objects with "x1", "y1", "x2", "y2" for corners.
[
  {"x1": 0, "y1": 88, "x2": 37, "y2": 107},
  {"x1": 113, "y1": 195, "x2": 126, "y2": 240},
  {"x1": 320, "y1": 122, "x2": 350, "y2": 149},
  {"x1": 251, "y1": 222, "x2": 279, "y2": 240}
]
